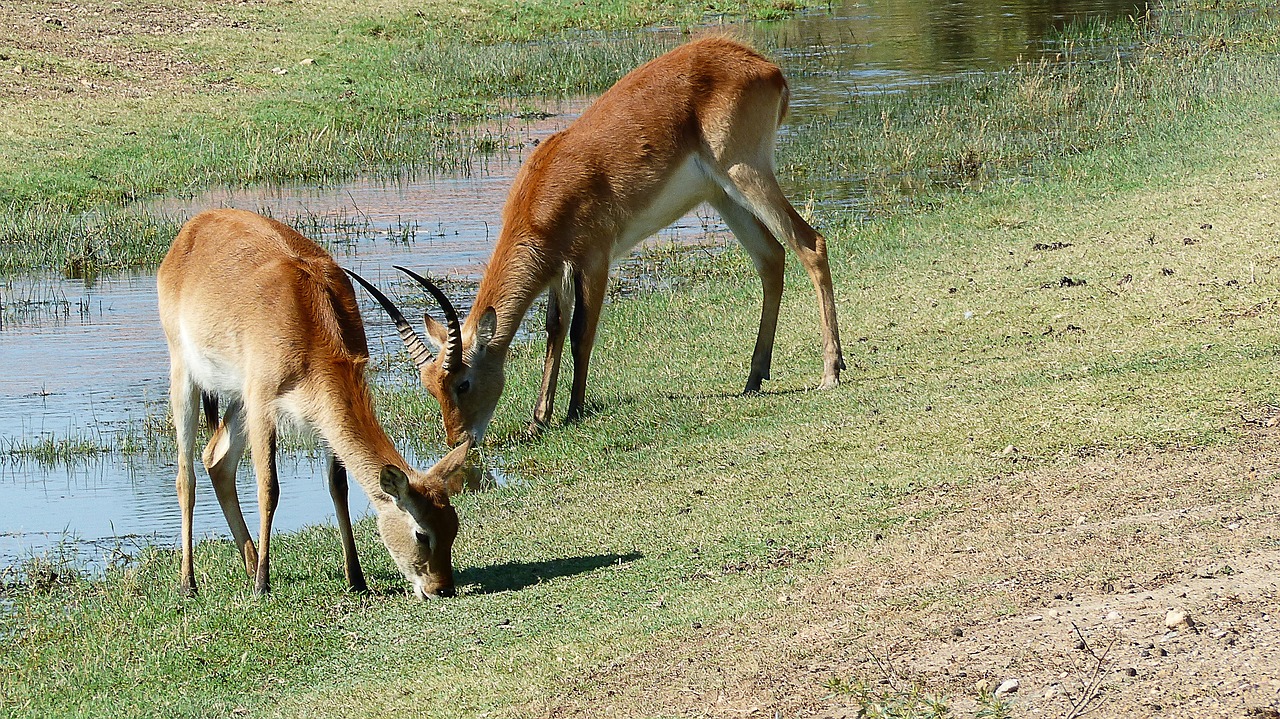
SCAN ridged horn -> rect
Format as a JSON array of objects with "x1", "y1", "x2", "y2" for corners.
[
  {"x1": 343, "y1": 268, "x2": 434, "y2": 370},
  {"x1": 394, "y1": 265, "x2": 464, "y2": 372}
]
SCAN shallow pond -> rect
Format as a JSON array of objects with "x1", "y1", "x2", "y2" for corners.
[{"x1": 0, "y1": 0, "x2": 1146, "y2": 569}]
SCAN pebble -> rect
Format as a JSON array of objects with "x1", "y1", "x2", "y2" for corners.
[
  {"x1": 995, "y1": 678, "x2": 1020, "y2": 697},
  {"x1": 1166, "y1": 609, "x2": 1194, "y2": 630},
  {"x1": 1106, "y1": 610, "x2": 1123, "y2": 621}
]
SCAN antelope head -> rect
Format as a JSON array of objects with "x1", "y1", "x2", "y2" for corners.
[
  {"x1": 346, "y1": 268, "x2": 503, "y2": 447},
  {"x1": 376, "y1": 439, "x2": 472, "y2": 599}
]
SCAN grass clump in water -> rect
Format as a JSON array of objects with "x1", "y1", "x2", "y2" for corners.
[{"x1": 0, "y1": 206, "x2": 183, "y2": 277}]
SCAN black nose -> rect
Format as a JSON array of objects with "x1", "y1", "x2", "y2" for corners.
[{"x1": 433, "y1": 585, "x2": 456, "y2": 599}]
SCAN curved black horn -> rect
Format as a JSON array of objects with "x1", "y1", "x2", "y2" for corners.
[
  {"x1": 394, "y1": 265, "x2": 463, "y2": 372},
  {"x1": 343, "y1": 268, "x2": 434, "y2": 369}
]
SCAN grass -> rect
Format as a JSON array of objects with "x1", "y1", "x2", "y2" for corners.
[
  {"x1": 822, "y1": 676, "x2": 1013, "y2": 719},
  {"x1": 0, "y1": 207, "x2": 183, "y2": 278},
  {"x1": 778, "y1": 4, "x2": 1280, "y2": 217},
  {"x1": 0, "y1": 0, "x2": 804, "y2": 213},
  {"x1": 6, "y1": 0, "x2": 1277, "y2": 276},
  {"x1": 3, "y1": 1, "x2": 1280, "y2": 717},
  {"x1": 1, "y1": 0, "x2": 809, "y2": 275}
]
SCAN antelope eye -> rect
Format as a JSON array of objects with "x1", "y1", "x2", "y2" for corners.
[
  {"x1": 456, "y1": 379, "x2": 471, "y2": 395},
  {"x1": 415, "y1": 531, "x2": 434, "y2": 551}
]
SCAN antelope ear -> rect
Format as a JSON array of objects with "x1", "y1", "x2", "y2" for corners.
[
  {"x1": 432, "y1": 440, "x2": 475, "y2": 497},
  {"x1": 476, "y1": 307, "x2": 497, "y2": 348},
  {"x1": 379, "y1": 465, "x2": 411, "y2": 502},
  {"x1": 423, "y1": 314, "x2": 448, "y2": 350}
]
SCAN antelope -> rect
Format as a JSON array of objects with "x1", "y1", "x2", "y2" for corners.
[
  {"x1": 157, "y1": 208, "x2": 467, "y2": 599},
  {"x1": 363, "y1": 36, "x2": 844, "y2": 447}
]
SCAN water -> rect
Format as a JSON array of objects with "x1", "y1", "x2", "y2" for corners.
[
  {"x1": 760, "y1": 0, "x2": 1148, "y2": 107},
  {"x1": 0, "y1": 0, "x2": 1146, "y2": 569}
]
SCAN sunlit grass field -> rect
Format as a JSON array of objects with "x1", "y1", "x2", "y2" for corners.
[{"x1": 3, "y1": 1, "x2": 1280, "y2": 717}]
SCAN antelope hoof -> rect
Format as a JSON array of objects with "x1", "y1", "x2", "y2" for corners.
[
  {"x1": 254, "y1": 571, "x2": 271, "y2": 596},
  {"x1": 178, "y1": 581, "x2": 198, "y2": 598},
  {"x1": 821, "y1": 356, "x2": 844, "y2": 390}
]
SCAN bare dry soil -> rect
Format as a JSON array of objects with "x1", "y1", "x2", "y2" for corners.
[{"x1": 529, "y1": 422, "x2": 1280, "y2": 718}]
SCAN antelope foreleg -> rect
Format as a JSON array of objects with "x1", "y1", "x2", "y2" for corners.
[
  {"x1": 532, "y1": 279, "x2": 573, "y2": 430},
  {"x1": 327, "y1": 456, "x2": 367, "y2": 593}
]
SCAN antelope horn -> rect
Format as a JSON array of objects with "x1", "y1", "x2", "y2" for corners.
[
  {"x1": 394, "y1": 265, "x2": 464, "y2": 372},
  {"x1": 344, "y1": 268, "x2": 434, "y2": 370}
]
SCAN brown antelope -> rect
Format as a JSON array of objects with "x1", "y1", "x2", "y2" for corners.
[
  {"x1": 363, "y1": 36, "x2": 844, "y2": 447},
  {"x1": 157, "y1": 208, "x2": 467, "y2": 599}
]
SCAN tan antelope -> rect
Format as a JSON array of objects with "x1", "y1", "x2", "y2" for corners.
[
  {"x1": 361, "y1": 36, "x2": 844, "y2": 447},
  {"x1": 157, "y1": 208, "x2": 467, "y2": 599}
]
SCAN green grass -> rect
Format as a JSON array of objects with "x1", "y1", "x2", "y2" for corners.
[
  {"x1": 778, "y1": 2, "x2": 1280, "y2": 216},
  {"x1": 0, "y1": 0, "x2": 805, "y2": 214},
  {"x1": 0, "y1": 206, "x2": 182, "y2": 277},
  {"x1": 7, "y1": 0, "x2": 1278, "y2": 276},
  {"x1": 4, "y1": 1, "x2": 1280, "y2": 717}
]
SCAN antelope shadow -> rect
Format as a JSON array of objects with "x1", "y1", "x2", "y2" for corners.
[
  {"x1": 672, "y1": 384, "x2": 815, "y2": 401},
  {"x1": 458, "y1": 552, "x2": 642, "y2": 594}
]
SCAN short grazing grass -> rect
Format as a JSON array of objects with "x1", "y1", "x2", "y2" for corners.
[{"x1": 3, "y1": 1, "x2": 1280, "y2": 717}]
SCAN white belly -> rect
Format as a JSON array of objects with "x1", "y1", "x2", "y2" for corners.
[{"x1": 612, "y1": 154, "x2": 713, "y2": 260}]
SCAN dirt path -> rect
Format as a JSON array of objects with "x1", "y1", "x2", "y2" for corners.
[{"x1": 529, "y1": 423, "x2": 1280, "y2": 718}]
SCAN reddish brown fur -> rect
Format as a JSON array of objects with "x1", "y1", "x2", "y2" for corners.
[
  {"x1": 158, "y1": 209, "x2": 466, "y2": 599},
  {"x1": 403, "y1": 37, "x2": 844, "y2": 446}
]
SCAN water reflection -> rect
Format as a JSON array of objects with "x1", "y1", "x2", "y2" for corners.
[
  {"x1": 0, "y1": 0, "x2": 1146, "y2": 567},
  {"x1": 763, "y1": 0, "x2": 1147, "y2": 106},
  {"x1": 0, "y1": 452, "x2": 358, "y2": 571}
]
